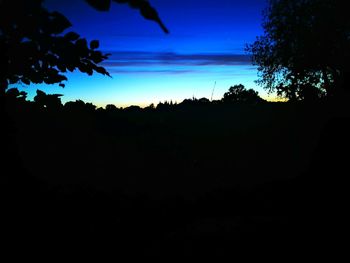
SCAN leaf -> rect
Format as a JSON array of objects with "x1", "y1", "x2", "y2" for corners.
[
  {"x1": 90, "y1": 51, "x2": 104, "y2": 63},
  {"x1": 19, "y1": 91, "x2": 28, "y2": 97},
  {"x1": 67, "y1": 65, "x2": 75, "y2": 72},
  {"x1": 76, "y1": 38, "x2": 88, "y2": 48},
  {"x1": 85, "y1": 0, "x2": 111, "y2": 11},
  {"x1": 36, "y1": 90, "x2": 46, "y2": 97},
  {"x1": 56, "y1": 75, "x2": 68, "y2": 82},
  {"x1": 113, "y1": 0, "x2": 169, "y2": 34},
  {"x1": 50, "y1": 12, "x2": 72, "y2": 34},
  {"x1": 21, "y1": 78, "x2": 30, "y2": 85},
  {"x1": 75, "y1": 38, "x2": 89, "y2": 56},
  {"x1": 95, "y1": 66, "x2": 111, "y2": 77},
  {"x1": 57, "y1": 63, "x2": 67, "y2": 73},
  {"x1": 6, "y1": 88, "x2": 20, "y2": 97},
  {"x1": 78, "y1": 63, "x2": 93, "y2": 75},
  {"x1": 9, "y1": 76, "x2": 20, "y2": 84},
  {"x1": 90, "y1": 40, "x2": 99, "y2": 49},
  {"x1": 65, "y1": 32, "x2": 80, "y2": 41},
  {"x1": 59, "y1": 83, "x2": 65, "y2": 88}
]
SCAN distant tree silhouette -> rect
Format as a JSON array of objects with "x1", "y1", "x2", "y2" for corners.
[
  {"x1": 105, "y1": 104, "x2": 119, "y2": 111},
  {"x1": 0, "y1": 0, "x2": 110, "y2": 99},
  {"x1": 198, "y1": 98, "x2": 210, "y2": 104},
  {"x1": 124, "y1": 105, "x2": 142, "y2": 112},
  {"x1": 247, "y1": 0, "x2": 350, "y2": 100},
  {"x1": 34, "y1": 90, "x2": 63, "y2": 110},
  {"x1": 5, "y1": 88, "x2": 28, "y2": 104},
  {"x1": 179, "y1": 99, "x2": 195, "y2": 107},
  {"x1": 222, "y1": 84, "x2": 264, "y2": 103},
  {"x1": 144, "y1": 103, "x2": 155, "y2": 111},
  {"x1": 178, "y1": 97, "x2": 210, "y2": 108},
  {"x1": 64, "y1": 100, "x2": 97, "y2": 112},
  {"x1": 85, "y1": 0, "x2": 169, "y2": 33},
  {"x1": 156, "y1": 101, "x2": 176, "y2": 111}
]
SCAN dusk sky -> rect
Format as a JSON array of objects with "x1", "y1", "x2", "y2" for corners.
[{"x1": 25, "y1": 0, "x2": 269, "y2": 107}]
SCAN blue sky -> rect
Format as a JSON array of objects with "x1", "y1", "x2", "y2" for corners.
[{"x1": 23, "y1": 0, "x2": 269, "y2": 107}]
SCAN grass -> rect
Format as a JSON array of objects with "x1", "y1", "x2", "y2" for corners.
[{"x1": 2, "y1": 99, "x2": 347, "y2": 257}]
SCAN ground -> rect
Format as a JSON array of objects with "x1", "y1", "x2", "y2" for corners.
[{"x1": 2, "y1": 100, "x2": 348, "y2": 258}]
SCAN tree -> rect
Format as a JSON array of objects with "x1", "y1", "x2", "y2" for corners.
[
  {"x1": 246, "y1": 0, "x2": 350, "y2": 100},
  {"x1": 222, "y1": 84, "x2": 264, "y2": 103},
  {"x1": 64, "y1": 100, "x2": 97, "y2": 112},
  {"x1": 0, "y1": 0, "x2": 110, "y2": 97},
  {"x1": 34, "y1": 90, "x2": 63, "y2": 110},
  {"x1": 105, "y1": 104, "x2": 119, "y2": 111},
  {"x1": 144, "y1": 103, "x2": 155, "y2": 111},
  {"x1": 5, "y1": 88, "x2": 28, "y2": 103},
  {"x1": 0, "y1": 0, "x2": 167, "y2": 99}
]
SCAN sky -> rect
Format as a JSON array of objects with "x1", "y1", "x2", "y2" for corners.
[{"x1": 24, "y1": 0, "x2": 269, "y2": 107}]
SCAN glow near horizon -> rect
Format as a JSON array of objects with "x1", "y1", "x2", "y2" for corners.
[
  {"x1": 20, "y1": 0, "x2": 270, "y2": 107},
  {"x1": 25, "y1": 64, "x2": 263, "y2": 108}
]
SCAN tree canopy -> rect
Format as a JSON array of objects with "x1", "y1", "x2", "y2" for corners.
[
  {"x1": 247, "y1": 0, "x2": 350, "y2": 100},
  {"x1": 0, "y1": 0, "x2": 110, "y2": 94},
  {"x1": 0, "y1": 0, "x2": 167, "y2": 97},
  {"x1": 222, "y1": 84, "x2": 264, "y2": 104}
]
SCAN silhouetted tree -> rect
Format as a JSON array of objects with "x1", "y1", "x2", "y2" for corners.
[
  {"x1": 222, "y1": 84, "x2": 264, "y2": 103},
  {"x1": 178, "y1": 97, "x2": 210, "y2": 108},
  {"x1": 64, "y1": 100, "x2": 97, "y2": 112},
  {"x1": 247, "y1": 0, "x2": 350, "y2": 100},
  {"x1": 198, "y1": 98, "x2": 210, "y2": 104},
  {"x1": 0, "y1": 0, "x2": 110, "y2": 98},
  {"x1": 144, "y1": 103, "x2": 155, "y2": 111},
  {"x1": 105, "y1": 104, "x2": 119, "y2": 111},
  {"x1": 0, "y1": 0, "x2": 169, "y2": 110},
  {"x1": 156, "y1": 101, "x2": 173, "y2": 111},
  {"x1": 5, "y1": 88, "x2": 28, "y2": 104},
  {"x1": 34, "y1": 90, "x2": 63, "y2": 110},
  {"x1": 124, "y1": 105, "x2": 141, "y2": 112},
  {"x1": 179, "y1": 99, "x2": 195, "y2": 107}
]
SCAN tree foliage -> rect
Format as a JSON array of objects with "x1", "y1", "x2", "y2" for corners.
[
  {"x1": 34, "y1": 89, "x2": 63, "y2": 110},
  {"x1": 0, "y1": 0, "x2": 167, "y2": 97},
  {"x1": 247, "y1": 0, "x2": 350, "y2": 100},
  {"x1": 222, "y1": 84, "x2": 264, "y2": 103},
  {"x1": 85, "y1": 0, "x2": 169, "y2": 33},
  {"x1": 64, "y1": 99, "x2": 97, "y2": 112},
  {"x1": 0, "y1": 0, "x2": 110, "y2": 94},
  {"x1": 4, "y1": 88, "x2": 28, "y2": 104}
]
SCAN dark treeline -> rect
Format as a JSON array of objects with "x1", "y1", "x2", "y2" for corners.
[
  {"x1": 4, "y1": 83, "x2": 266, "y2": 113},
  {"x1": 2, "y1": 86, "x2": 349, "y2": 258}
]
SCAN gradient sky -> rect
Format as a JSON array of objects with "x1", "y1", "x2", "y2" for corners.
[{"x1": 23, "y1": 0, "x2": 269, "y2": 107}]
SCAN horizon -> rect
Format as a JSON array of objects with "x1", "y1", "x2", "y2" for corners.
[{"x1": 17, "y1": 0, "x2": 270, "y2": 107}]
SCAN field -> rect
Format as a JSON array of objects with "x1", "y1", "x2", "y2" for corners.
[{"x1": 2, "y1": 100, "x2": 349, "y2": 257}]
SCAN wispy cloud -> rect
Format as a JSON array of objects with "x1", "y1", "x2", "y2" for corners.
[
  {"x1": 102, "y1": 51, "x2": 253, "y2": 69},
  {"x1": 107, "y1": 69, "x2": 199, "y2": 75}
]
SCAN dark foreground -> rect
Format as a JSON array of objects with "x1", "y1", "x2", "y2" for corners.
[{"x1": 2, "y1": 100, "x2": 349, "y2": 258}]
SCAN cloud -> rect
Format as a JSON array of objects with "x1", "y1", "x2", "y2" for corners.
[
  {"x1": 107, "y1": 69, "x2": 199, "y2": 75},
  {"x1": 102, "y1": 51, "x2": 252, "y2": 68}
]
